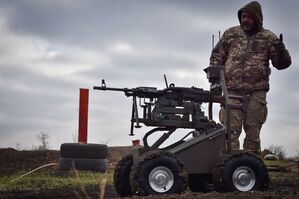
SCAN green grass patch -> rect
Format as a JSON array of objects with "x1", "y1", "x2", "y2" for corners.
[
  {"x1": 264, "y1": 159, "x2": 286, "y2": 167},
  {"x1": 264, "y1": 159, "x2": 295, "y2": 167},
  {"x1": 0, "y1": 170, "x2": 113, "y2": 192},
  {"x1": 264, "y1": 159, "x2": 299, "y2": 173}
]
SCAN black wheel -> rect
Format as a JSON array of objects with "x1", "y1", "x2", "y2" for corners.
[
  {"x1": 213, "y1": 151, "x2": 269, "y2": 192},
  {"x1": 60, "y1": 143, "x2": 107, "y2": 159},
  {"x1": 130, "y1": 150, "x2": 187, "y2": 196},
  {"x1": 113, "y1": 155, "x2": 134, "y2": 197},
  {"x1": 58, "y1": 157, "x2": 107, "y2": 172},
  {"x1": 188, "y1": 174, "x2": 214, "y2": 192}
]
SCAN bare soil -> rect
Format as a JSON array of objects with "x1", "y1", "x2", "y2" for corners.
[{"x1": 0, "y1": 147, "x2": 298, "y2": 199}]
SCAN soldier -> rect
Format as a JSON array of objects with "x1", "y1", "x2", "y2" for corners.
[{"x1": 209, "y1": 1, "x2": 291, "y2": 155}]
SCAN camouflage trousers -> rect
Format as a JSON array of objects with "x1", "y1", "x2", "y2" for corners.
[{"x1": 219, "y1": 90, "x2": 268, "y2": 155}]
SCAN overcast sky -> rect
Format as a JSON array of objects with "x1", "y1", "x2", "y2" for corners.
[{"x1": 0, "y1": 0, "x2": 298, "y2": 156}]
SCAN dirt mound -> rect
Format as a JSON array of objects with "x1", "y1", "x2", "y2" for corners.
[
  {"x1": 107, "y1": 146, "x2": 133, "y2": 172},
  {"x1": 0, "y1": 146, "x2": 133, "y2": 175},
  {"x1": 0, "y1": 148, "x2": 59, "y2": 175}
]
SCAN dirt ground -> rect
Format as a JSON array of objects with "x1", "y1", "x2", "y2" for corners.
[{"x1": 0, "y1": 147, "x2": 298, "y2": 199}]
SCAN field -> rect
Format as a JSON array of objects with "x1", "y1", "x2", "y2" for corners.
[{"x1": 0, "y1": 147, "x2": 298, "y2": 199}]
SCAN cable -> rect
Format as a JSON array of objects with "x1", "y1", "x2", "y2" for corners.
[{"x1": 10, "y1": 163, "x2": 58, "y2": 183}]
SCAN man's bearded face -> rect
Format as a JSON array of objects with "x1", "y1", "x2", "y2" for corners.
[{"x1": 241, "y1": 11, "x2": 258, "y2": 33}]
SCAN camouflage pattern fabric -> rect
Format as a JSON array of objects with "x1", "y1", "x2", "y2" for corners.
[
  {"x1": 210, "y1": 26, "x2": 291, "y2": 91},
  {"x1": 219, "y1": 90, "x2": 267, "y2": 154}
]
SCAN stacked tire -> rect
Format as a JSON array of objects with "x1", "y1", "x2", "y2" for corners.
[{"x1": 58, "y1": 143, "x2": 108, "y2": 172}]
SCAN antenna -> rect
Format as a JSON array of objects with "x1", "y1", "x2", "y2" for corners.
[
  {"x1": 163, "y1": 74, "x2": 169, "y2": 88},
  {"x1": 279, "y1": 33, "x2": 283, "y2": 42},
  {"x1": 212, "y1": 31, "x2": 221, "y2": 50}
]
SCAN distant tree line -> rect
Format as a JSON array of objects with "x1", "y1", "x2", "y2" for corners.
[{"x1": 263, "y1": 144, "x2": 286, "y2": 160}]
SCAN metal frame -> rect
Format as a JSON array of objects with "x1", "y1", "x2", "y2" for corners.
[{"x1": 94, "y1": 66, "x2": 248, "y2": 174}]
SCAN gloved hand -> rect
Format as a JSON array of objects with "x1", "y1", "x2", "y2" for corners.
[
  {"x1": 273, "y1": 39, "x2": 286, "y2": 56},
  {"x1": 272, "y1": 37, "x2": 291, "y2": 70}
]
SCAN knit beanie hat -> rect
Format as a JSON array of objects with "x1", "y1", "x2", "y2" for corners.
[{"x1": 238, "y1": 1, "x2": 263, "y2": 30}]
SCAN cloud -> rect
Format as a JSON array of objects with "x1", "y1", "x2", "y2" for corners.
[{"x1": 0, "y1": 0, "x2": 298, "y2": 156}]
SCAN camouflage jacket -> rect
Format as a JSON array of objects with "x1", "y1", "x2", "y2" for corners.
[{"x1": 209, "y1": 26, "x2": 291, "y2": 91}]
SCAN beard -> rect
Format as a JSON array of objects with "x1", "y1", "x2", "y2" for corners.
[{"x1": 241, "y1": 22, "x2": 258, "y2": 34}]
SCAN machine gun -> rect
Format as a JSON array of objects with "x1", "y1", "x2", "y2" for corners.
[{"x1": 94, "y1": 66, "x2": 247, "y2": 151}]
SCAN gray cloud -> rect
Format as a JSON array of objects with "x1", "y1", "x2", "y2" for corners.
[{"x1": 0, "y1": 0, "x2": 298, "y2": 156}]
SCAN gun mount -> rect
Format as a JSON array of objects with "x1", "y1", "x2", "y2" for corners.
[{"x1": 94, "y1": 66, "x2": 247, "y2": 150}]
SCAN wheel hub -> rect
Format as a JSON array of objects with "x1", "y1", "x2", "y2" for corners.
[
  {"x1": 149, "y1": 166, "x2": 174, "y2": 193},
  {"x1": 232, "y1": 166, "x2": 256, "y2": 191}
]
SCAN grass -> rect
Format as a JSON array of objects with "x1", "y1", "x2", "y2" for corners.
[
  {"x1": 0, "y1": 159, "x2": 296, "y2": 193},
  {"x1": 0, "y1": 170, "x2": 113, "y2": 192},
  {"x1": 264, "y1": 159, "x2": 299, "y2": 172}
]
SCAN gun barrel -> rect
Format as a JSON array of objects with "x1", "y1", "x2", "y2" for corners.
[{"x1": 93, "y1": 86, "x2": 132, "y2": 92}]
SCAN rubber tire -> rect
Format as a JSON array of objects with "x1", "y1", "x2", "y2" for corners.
[
  {"x1": 58, "y1": 157, "x2": 107, "y2": 172},
  {"x1": 213, "y1": 150, "x2": 269, "y2": 192},
  {"x1": 113, "y1": 155, "x2": 134, "y2": 197},
  {"x1": 60, "y1": 143, "x2": 108, "y2": 159},
  {"x1": 188, "y1": 174, "x2": 215, "y2": 192},
  {"x1": 130, "y1": 150, "x2": 187, "y2": 196}
]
